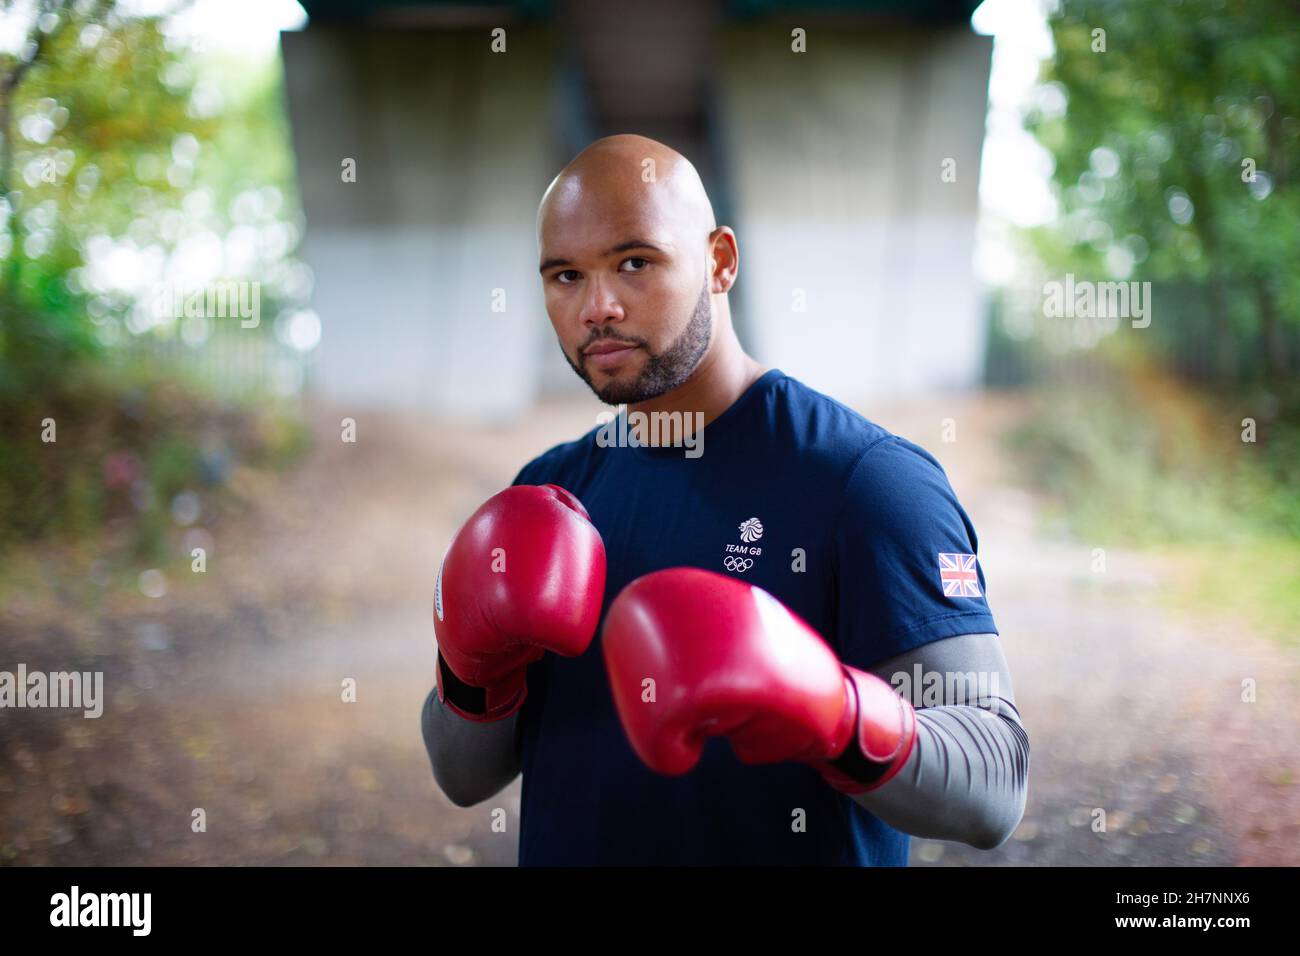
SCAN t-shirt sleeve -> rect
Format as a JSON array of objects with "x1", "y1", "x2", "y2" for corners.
[{"x1": 832, "y1": 436, "x2": 998, "y2": 670}]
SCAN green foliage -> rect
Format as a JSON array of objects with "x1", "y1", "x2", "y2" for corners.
[
  {"x1": 0, "y1": 359, "x2": 311, "y2": 557},
  {"x1": 0, "y1": 2, "x2": 313, "y2": 554},
  {"x1": 1026, "y1": 0, "x2": 1300, "y2": 381},
  {"x1": 1005, "y1": 359, "x2": 1300, "y2": 545},
  {"x1": 2, "y1": 4, "x2": 210, "y2": 349},
  {"x1": 1169, "y1": 539, "x2": 1300, "y2": 646},
  {"x1": 1, "y1": 3, "x2": 308, "y2": 394},
  {"x1": 195, "y1": 50, "x2": 301, "y2": 211},
  {"x1": 1003, "y1": 2, "x2": 1300, "y2": 643}
]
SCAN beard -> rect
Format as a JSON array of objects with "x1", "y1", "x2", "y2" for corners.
[{"x1": 563, "y1": 276, "x2": 713, "y2": 406}]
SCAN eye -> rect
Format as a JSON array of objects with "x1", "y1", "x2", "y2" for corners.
[
  {"x1": 620, "y1": 257, "x2": 649, "y2": 273},
  {"x1": 555, "y1": 269, "x2": 580, "y2": 284}
]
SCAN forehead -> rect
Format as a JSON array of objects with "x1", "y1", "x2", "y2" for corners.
[{"x1": 538, "y1": 176, "x2": 677, "y2": 256}]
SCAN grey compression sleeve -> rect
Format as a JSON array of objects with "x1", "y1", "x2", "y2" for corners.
[
  {"x1": 846, "y1": 632, "x2": 1030, "y2": 850},
  {"x1": 420, "y1": 632, "x2": 1031, "y2": 847}
]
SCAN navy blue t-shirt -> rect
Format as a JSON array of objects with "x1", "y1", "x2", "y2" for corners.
[{"x1": 510, "y1": 368, "x2": 997, "y2": 865}]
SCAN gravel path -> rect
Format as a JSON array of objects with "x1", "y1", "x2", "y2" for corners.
[{"x1": 2, "y1": 393, "x2": 1294, "y2": 866}]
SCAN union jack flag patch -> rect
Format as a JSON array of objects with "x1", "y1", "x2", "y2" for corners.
[{"x1": 938, "y1": 553, "x2": 981, "y2": 598}]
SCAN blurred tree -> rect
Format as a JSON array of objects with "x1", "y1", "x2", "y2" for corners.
[
  {"x1": 0, "y1": 0, "x2": 207, "y2": 393},
  {"x1": 0, "y1": 0, "x2": 311, "y2": 546},
  {"x1": 1027, "y1": 0, "x2": 1300, "y2": 382}
]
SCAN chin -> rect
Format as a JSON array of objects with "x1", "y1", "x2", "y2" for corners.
[
  {"x1": 586, "y1": 369, "x2": 631, "y2": 402},
  {"x1": 569, "y1": 348, "x2": 659, "y2": 405},
  {"x1": 591, "y1": 376, "x2": 635, "y2": 405}
]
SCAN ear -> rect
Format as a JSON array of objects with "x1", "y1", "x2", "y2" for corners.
[{"x1": 707, "y1": 226, "x2": 740, "y2": 294}]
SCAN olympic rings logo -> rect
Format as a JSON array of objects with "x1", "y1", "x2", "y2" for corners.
[{"x1": 723, "y1": 556, "x2": 754, "y2": 573}]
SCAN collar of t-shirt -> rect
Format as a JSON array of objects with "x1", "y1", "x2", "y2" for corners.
[{"x1": 617, "y1": 367, "x2": 787, "y2": 461}]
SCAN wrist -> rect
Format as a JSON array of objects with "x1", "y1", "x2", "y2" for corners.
[
  {"x1": 812, "y1": 666, "x2": 917, "y2": 795},
  {"x1": 436, "y1": 650, "x2": 528, "y2": 722}
]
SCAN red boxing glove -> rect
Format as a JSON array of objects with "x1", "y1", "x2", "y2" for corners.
[
  {"x1": 601, "y1": 567, "x2": 915, "y2": 794},
  {"x1": 434, "y1": 484, "x2": 606, "y2": 722}
]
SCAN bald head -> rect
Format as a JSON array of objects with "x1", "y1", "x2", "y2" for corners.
[{"x1": 537, "y1": 134, "x2": 716, "y2": 249}]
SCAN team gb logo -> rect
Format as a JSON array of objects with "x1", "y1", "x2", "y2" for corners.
[{"x1": 738, "y1": 517, "x2": 764, "y2": 543}]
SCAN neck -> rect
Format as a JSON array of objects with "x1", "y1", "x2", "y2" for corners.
[{"x1": 626, "y1": 319, "x2": 767, "y2": 443}]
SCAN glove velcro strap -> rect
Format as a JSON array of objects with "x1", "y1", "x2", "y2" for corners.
[
  {"x1": 436, "y1": 651, "x2": 527, "y2": 723},
  {"x1": 814, "y1": 666, "x2": 917, "y2": 794}
]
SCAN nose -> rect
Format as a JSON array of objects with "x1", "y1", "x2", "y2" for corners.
[{"x1": 577, "y1": 276, "x2": 626, "y2": 331}]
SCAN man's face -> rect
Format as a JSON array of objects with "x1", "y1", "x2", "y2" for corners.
[{"x1": 538, "y1": 192, "x2": 713, "y2": 405}]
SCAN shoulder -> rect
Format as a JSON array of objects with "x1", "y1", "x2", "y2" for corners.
[
  {"x1": 766, "y1": 372, "x2": 921, "y2": 478},
  {"x1": 763, "y1": 375, "x2": 960, "y2": 524},
  {"x1": 838, "y1": 430, "x2": 970, "y2": 540},
  {"x1": 850, "y1": 433, "x2": 951, "y2": 493},
  {"x1": 832, "y1": 434, "x2": 967, "y2": 530},
  {"x1": 769, "y1": 374, "x2": 892, "y2": 444}
]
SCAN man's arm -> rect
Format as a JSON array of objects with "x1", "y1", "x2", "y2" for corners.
[
  {"x1": 420, "y1": 675, "x2": 523, "y2": 808},
  {"x1": 846, "y1": 632, "x2": 1030, "y2": 850},
  {"x1": 422, "y1": 481, "x2": 605, "y2": 808}
]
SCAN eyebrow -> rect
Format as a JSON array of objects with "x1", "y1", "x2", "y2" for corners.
[{"x1": 539, "y1": 239, "x2": 668, "y2": 274}]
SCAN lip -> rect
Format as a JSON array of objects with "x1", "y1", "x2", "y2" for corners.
[
  {"x1": 583, "y1": 340, "x2": 638, "y2": 355},
  {"x1": 582, "y1": 341, "x2": 639, "y2": 371}
]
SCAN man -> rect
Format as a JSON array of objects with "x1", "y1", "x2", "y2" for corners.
[{"x1": 422, "y1": 134, "x2": 1029, "y2": 866}]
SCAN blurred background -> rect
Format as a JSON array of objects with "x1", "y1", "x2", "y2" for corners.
[{"x1": 0, "y1": 0, "x2": 1295, "y2": 866}]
